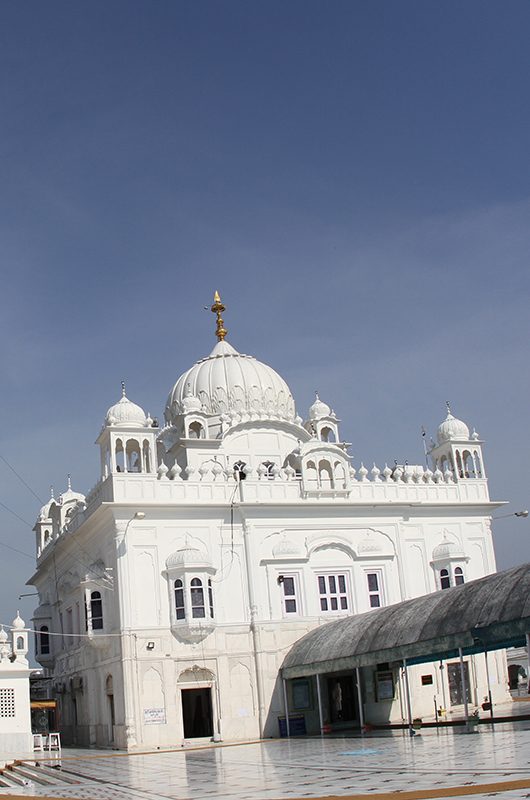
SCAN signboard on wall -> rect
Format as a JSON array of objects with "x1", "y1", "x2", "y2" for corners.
[{"x1": 143, "y1": 708, "x2": 166, "y2": 724}]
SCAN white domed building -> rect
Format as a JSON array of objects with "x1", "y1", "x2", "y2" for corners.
[{"x1": 28, "y1": 294, "x2": 507, "y2": 749}]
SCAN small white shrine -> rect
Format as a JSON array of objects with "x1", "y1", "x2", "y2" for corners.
[{"x1": 0, "y1": 613, "x2": 32, "y2": 755}]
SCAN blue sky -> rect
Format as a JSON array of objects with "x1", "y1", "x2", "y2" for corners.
[{"x1": 1, "y1": 1, "x2": 529, "y2": 629}]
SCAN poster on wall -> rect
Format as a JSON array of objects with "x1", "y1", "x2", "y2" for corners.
[
  {"x1": 143, "y1": 708, "x2": 166, "y2": 724},
  {"x1": 375, "y1": 671, "x2": 395, "y2": 701}
]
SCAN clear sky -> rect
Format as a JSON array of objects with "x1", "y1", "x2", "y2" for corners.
[{"x1": 0, "y1": 1, "x2": 529, "y2": 632}]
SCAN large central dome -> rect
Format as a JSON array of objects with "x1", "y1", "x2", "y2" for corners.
[{"x1": 165, "y1": 340, "x2": 296, "y2": 424}]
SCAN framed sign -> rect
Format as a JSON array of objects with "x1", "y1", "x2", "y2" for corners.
[
  {"x1": 143, "y1": 708, "x2": 166, "y2": 724},
  {"x1": 375, "y1": 670, "x2": 395, "y2": 701},
  {"x1": 292, "y1": 679, "x2": 311, "y2": 709}
]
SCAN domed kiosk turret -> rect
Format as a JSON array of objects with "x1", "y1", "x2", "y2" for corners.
[
  {"x1": 97, "y1": 383, "x2": 157, "y2": 478},
  {"x1": 429, "y1": 403, "x2": 486, "y2": 483}
]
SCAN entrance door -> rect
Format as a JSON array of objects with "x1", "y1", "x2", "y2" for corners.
[
  {"x1": 181, "y1": 688, "x2": 213, "y2": 738},
  {"x1": 327, "y1": 676, "x2": 357, "y2": 723},
  {"x1": 447, "y1": 662, "x2": 471, "y2": 706}
]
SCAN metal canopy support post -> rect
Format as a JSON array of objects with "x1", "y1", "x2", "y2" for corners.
[
  {"x1": 458, "y1": 647, "x2": 470, "y2": 724},
  {"x1": 355, "y1": 667, "x2": 365, "y2": 733},
  {"x1": 483, "y1": 650, "x2": 494, "y2": 720},
  {"x1": 282, "y1": 678, "x2": 290, "y2": 738},
  {"x1": 402, "y1": 659, "x2": 413, "y2": 732},
  {"x1": 526, "y1": 633, "x2": 530, "y2": 693},
  {"x1": 316, "y1": 674, "x2": 324, "y2": 735}
]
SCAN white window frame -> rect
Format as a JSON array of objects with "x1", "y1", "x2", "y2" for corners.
[
  {"x1": 278, "y1": 573, "x2": 301, "y2": 617},
  {"x1": 316, "y1": 572, "x2": 351, "y2": 614},
  {"x1": 364, "y1": 569, "x2": 385, "y2": 609}
]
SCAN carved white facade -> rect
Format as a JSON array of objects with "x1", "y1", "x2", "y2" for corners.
[{"x1": 28, "y1": 298, "x2": 507, "y2": 748}]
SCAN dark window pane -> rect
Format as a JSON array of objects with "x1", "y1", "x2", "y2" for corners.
[
  {"x1": 318, "y1": 576, "x2": 326, "y2": 593},
  {"x1": 283, "y1": 577, "x2": 295, "y2": 596},
  {"x1": 370, "y1": 595, "x2": 381, "y2": 608},
  {"x1": 320, "y1": 598, "x2": 328, "y2": 611},
  {"x1": 340, "y1": 596, "x2": 348, "y2": 609},
  {"x1": 331, "y1": 597, "x2": 338, "y2": 610},
  {"x1": 441, "y1": 576, "x2": 450, "y2": 589},
  {"x1": 338, "y1": 575, "x2": 346, "y2": 593},
  {"x1": 192, "y1": 607, "x2": 206, "y2": 618},
  {"x1": 455, "y1": 574, "x2": 465, "y2": 585},
  {"x1": 329, "y1": 576, "x2": 336, "y2": 593},
  {"x1": 367, "y1": 573, "x2": 379, "y2": 592},
  {"x1": 285, "y1": 599, "x2": 297, "y2": 613},
  {"x1": 176, "y1": 607, "x2": 185, "y2": 620}
]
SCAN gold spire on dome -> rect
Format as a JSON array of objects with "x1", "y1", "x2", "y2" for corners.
[{"x1": 211, "y1": 291, "x2": 227, "y2": 341}]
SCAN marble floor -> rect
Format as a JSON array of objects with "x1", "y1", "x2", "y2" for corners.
[{"x1": 1, "y1": 720, "x2": 530, "y2": 800}]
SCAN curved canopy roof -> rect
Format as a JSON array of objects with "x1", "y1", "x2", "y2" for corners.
[{"x1": 282, "y1": 563, "x2": 530, "y2": 679}]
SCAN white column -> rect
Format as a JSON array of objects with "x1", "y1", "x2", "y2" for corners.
[
  {"x1": 458, "y1": 647, "x2": 469, "y2": 723},
  {"x1": 484, "y1": 650, "x2": 493, "y2": 719},
  {"x1": 526, "y1": 633, "x2": 530, "y2": 693},
  {"x1": 356, "y1": 667, "x2": 364, "y2": 731},
  {"x1": 316, "y1": 674, "x2": 324, "y2": 735},
  {"x1": 282, "y1": 678, "x2": 290, "y2": 737},
  {"x1": 402, "y1": 659, "x2": 413, "y2": 730}
]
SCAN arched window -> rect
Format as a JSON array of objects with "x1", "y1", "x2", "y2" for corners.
[
  {"x1": 233, "y1": 460, "x2": 246, "y2": 481},
  {"x1": 39, "y1": 626, "x2": 50, "y2": 655},
  {"x1": 456, "y1": 451, "x2": 464, "y2": 478},
  {"x1": 16, "y1": 636, "x2": 24, "y2": 650},
  {"x1": 320, "y1": 426, "x2": 336, "y2": 443},
  {"x1": 440, "y1": 569, "x2": 450, "y2": 590},
  {"x1": 462, "y1": 450, "x2": 474, "y2": 478},
  {"x1": 318, "y1": 459, "x2": 334, "y2": 489},
  {"x1": 454, "y1": 566, "x2": 465, "y2": 585},
  {"x1": 174, "y1": 579, "x2": 185, "y2": 620},
  {"x1": 190, "y1": 578, "x2": 205, "y2": 618},
  {"x1": 90, "y1": 591, "x2": 103, "y2": 630},
  {"x1": 115, "y1": 439, "x2": 125, "y2": 472},
  {"x1": 126, "y1": 439, "x2": 141, "y2": 473},
  {"x1": 208, "y1": 578, "x2": 214, "y2": 618},
  {"x1": 305, "y1": 460, "x2": 318, "y2": 487},
  {"x1": 474, "y1": 450, "x2": 483, "y2": 478},
  {"x1": 142, "y1": 440, "x2": 151, "y2": 473},
  {"x1": 188, "y1": 421, "x2": 204, "y2": 439},
  {"x1": 262, "y1": 461, "x2": 275, "y2": 479}
]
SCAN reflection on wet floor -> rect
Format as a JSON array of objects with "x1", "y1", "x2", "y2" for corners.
[{"x1": 1, "y1": 720, "x2": 530, "y2": 800}]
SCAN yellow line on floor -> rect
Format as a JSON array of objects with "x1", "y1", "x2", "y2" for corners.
[
  {"x1": 3, "y1": 778, "x2": 530, "y2": 800},
  {"x1": 281, "y1": 778, "x2": 530, "y2": 800}
]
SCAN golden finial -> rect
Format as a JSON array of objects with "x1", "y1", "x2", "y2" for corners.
[{"x1": 211, "y1": 291, "x2": 227, "y2": 341}]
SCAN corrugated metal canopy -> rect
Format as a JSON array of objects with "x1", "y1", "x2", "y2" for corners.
[{"x1": 281, "y1": 563, "x2": 530, "y2": 679}]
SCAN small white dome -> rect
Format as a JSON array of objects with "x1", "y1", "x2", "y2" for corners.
[
  {"x1": 12, "y1": 612, "x2": 25, "y2": 630},
  {"x1": 437, "y1": 407, "x2": 470, "y2": 444},
  {"x1": 165, "y1": 339, "x2": 296, "y2": 424},
  {"x1": 181, "y1": 383, "x2": 203, "y2": 414},
  {"x1": 308, "y1": 392, "x2": 331, "y2": 421},
  {"x1": 106, "y1": 386, "x2": 147, "y2": 428},
  {"x1": 59, "y1": 476, "x2": 85, "y2": 507},
  {"x1": 0, "y1": 627, "x2": 7, "y2": 643},
  {"x1": 166, "y1": 546, "x2": 211, "y2": 569},
  {"x1": 432, "y1": 536, "x2": 465, "y2": 561}
]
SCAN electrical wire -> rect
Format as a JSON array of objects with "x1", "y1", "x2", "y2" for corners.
[
  {"x1": 0, "y1": 453, "x2": 44, "y2": 505},
  {"x1": 0, "y1": 622, "x2": 123, "y2": 639},
  {"x1": 0, "y1": 498, "x2": 34, "y2": 528}
]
